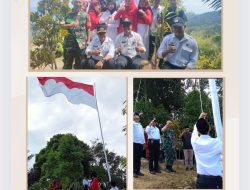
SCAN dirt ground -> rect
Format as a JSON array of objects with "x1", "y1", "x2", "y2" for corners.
[{"x1": 134, "y1": 158, "x2": 196, "y2": 189}]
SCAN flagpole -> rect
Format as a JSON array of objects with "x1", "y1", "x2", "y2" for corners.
[{"x1": 94, "y1": 83, "x2": 112, "y2": 182}]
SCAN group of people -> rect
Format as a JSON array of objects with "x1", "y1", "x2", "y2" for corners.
[
  {"x1": 61, "y1": 0, "x2": 198, "y2": 69},
  {"x1": 133, "y1": 112, "x2": 223, "y2": 189}
]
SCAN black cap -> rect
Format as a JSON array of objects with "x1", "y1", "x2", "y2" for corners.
[
  {"x1": 97, "y1": 23, "x2": 107, "y2": 33},
  {"x1": 122, "y1": 18, "x2": 132, "y2": 26},
  {"x1": 172, "y1": 17, "x2": 185, "y2": 27}
]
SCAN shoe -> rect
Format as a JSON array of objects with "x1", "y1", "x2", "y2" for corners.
[
  {"x1": 155, "y1": 170, "x2": 161, "y2": 173},
  {"x1": 150, "y1": 171, "x2": 156, "y2": 174},
  {"x1": 165, "y1": 168, "x2": 171, "y2": 173},
  {"x1": 186, "y1": 167, "x2": 189, "y2": 171},
  {"x1": 170, "y1": 167, "x2": 176, "y2": 172},
  {"x1": 137, "y1": 172, "x2": 144, "y2": 176},
  {"x1": 133, "y1": 173, "x2": 138, "y2": 178}
]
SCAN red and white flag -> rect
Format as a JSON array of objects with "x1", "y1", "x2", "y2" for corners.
[{"x1": 37, "y1": 77, "x2": 97, "y2": 109}]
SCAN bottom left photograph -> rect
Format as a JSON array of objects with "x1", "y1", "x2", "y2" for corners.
[{"x1": 27, "y1": 77, "x2": 127, "y2": 190}]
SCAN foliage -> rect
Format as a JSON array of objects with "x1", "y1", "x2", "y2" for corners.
[
  {"x1": 30, "y1": 0, "x2": 70, "y2": 70},
  {"x1": 28, "y1": 134, "x2": 93, "y2": 189},
  {"x1": 202, "y1": 0, "x2": 221, "y2": 10},
  {"x1": 187, "y1": 11, "x2": 221, "y2": 69},
  {"x1": 133, "y1": 79, "x2": 223, "y2": 140},
  {"x1": 28, "y1": 134, "x2": 126, "y2": 190}
]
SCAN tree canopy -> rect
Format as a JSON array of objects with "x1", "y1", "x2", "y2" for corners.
[{"x1": 28, "y1": 134, "x2": 126, "y2": 190}]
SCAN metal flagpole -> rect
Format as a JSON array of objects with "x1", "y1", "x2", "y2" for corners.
[
  {"x1": 198, "y1": 79, "x2": 204, "y2": 112},
  {"x1": 93, "y1": 83, "x2": 112, "y2": 182}
]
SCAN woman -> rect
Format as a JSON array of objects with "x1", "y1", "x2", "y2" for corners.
[
  {"x1": 100, "y1": 0, "x2": 119, "y2": 42},
  {"x1": 114, "y1": 0, "x2": 138, "y2": 33},
  {"x1": 137, "y1": 0, "x2": 152, "y2": 59},
  {"x1": 88, "y1": 0, "x2": 102, "y2": 34}
]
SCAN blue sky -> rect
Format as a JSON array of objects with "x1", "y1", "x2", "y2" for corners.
[{"x1": 30, "y1": 0, "x2": 214, "y2": 14}]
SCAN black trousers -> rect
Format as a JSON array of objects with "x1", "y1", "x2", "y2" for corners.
[
  {"x1": 148, "y1": 139, "x2": 160, "y2": 172},
  {"x1": 196, "y1": 174, "x2": 223, "y2": 189},
  {"x1": 133, "y1": 143, "x2": 143, "y2": 174},
  {"x1": 115, "y1": 54, "x2": 141, "y2": 69},
  {"x1": 85, "y1": 57, "x2": 115, "y2": 69}
]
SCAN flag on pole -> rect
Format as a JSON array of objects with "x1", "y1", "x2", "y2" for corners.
[{"x1": 37, "y1": 77, "x2": 97, "y2": 109}]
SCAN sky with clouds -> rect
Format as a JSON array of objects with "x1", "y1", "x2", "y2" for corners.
[
  {"x1": 30, "y1": 0, "x2": 214, "y2": 14},
  {"x1": 28, "y1": 77, "x2": 126, "y2": 169}
]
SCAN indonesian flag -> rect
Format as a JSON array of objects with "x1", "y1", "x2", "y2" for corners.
[{"x1": 37, "y1": 77, "x2": 97, "y2": 109}]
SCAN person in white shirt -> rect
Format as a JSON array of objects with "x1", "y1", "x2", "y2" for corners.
[
  {"x1": 157, "y1": 17, "x2": 198, "y2": 69},
  {"x1": 115, "y1": 19, "x2": 146, "y2": 69},
  {"x1": 110, "y1": 180, "x2": 119, "y2": 190},
  {"x1": 145, "y1": 118, "x2": 162, "y2": 174},
  {"x1": 191, "y1": 112, "x2": 223, "y2": 189},
  {"x1": 85, "y1": 23, "x2": 116, "y2": 69},
  {"x1": 133, "y1": 112, "x2": 145, "y2": 177},
  {"x1": 100, "y1": 0, "x2": 120, "y2": 42},
  {"x1": 82, "y1": 175, "x2": 90, "y2": 189}
]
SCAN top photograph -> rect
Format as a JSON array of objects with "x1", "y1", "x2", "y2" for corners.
[{"x1": 30, "y1": 0, "x2": 221, "y2": 71}]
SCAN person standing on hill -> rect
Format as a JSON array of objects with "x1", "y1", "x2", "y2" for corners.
[
  {"x1": 191, "y1": 112, "x2": 223, "y2": 189},
  {"x1": 161, "y1": 120, "x2": 176, "y2": 173}
]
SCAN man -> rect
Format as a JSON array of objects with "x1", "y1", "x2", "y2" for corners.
[
  {"x1": 161, "y1": 120, "x2": 176, "y2": 173},
  {"x1": 157, "y1": 17, "x2": 198, "y2": 69},
  {"x1": 149, "y1": 0, "x2": 164, "y2": 64},
  {"x1": 110, "y1": 180, "x2": 119, "y2": 190},
  {"x1": 82, "y1": 175, "x2": 91, "y2": 189},
  {"x1": 115, "y1": 19, "x2": 146, "y2": 69},
  {"x1": 145, "y1": 118, "x2": 161, "y2": 174},
  {"x1": 62, "y1": 0, "x2": 90, "y2": 69},
  {"x1": 133, "y1": 112, "x2": 145, "y2": 178},
  {"x1": 180, "y1": 127, "x2": 194, "y2": 171},
  {"x1": 85, "y1": 23, "x2": 115, "y2": 69},
  {"x1": 191, "y1": 112, "x2": 223, "y2": 189}
]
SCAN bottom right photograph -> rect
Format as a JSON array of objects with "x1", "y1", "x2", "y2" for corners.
[{"x1": 133, "y1": 78, "x2": 223, "y2": 189}]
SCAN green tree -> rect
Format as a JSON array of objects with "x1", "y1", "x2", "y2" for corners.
[
  {"x1": 30, "y1": 0, "x2": 71, "y2": 69},
  {"x1": 28, "y1": 134, "x2": 93, "y2": 189}
]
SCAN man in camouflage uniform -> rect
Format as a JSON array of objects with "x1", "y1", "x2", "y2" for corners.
[
  {"x1": 161, "y1": 120, "x2": 176, "y2": 173},
  {"x1": 62, "y1": 0, "x2": 90, "y2": 69}
]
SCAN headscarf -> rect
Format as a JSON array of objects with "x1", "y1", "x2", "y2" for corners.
[
  {"x1": 89, "y1": 0, "x2": 101, "y2": 15},
  {"x1": 124, "y1": 0, "x2": 137, "y2": 16},
  {"x1": 138, "y1": 0, "x2": 150, "y2": 11},
  {"x1": 107, "y1": 0, "x2": 117, "y2": 14}
]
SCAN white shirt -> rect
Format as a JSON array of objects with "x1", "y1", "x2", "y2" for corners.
[
  {"x1": 110, "y1": 187, "x2": 119, "y2": 190},
  {"x1": 145, "y1": 125, "x2": 162, "y2": 143},
  {"x1": 115, "y1": 31, "x2": 146, "y2": 58},
  {"x1": 150, "y1": 5, "x2": 164, "y2": 34},
  {"x1": 191, "y1": 123, "x2": 223, "y2": 176},
  {"x1": 86, "y1": 36, "x2": 115, "y2": 60},
  {"x1": 133, "y1": 121, "x2": 145, "y2": 144},
  {"x1": 157, "y1": 33, "x2": 198, "y2": 69},
  {"x1": 83, "y1": 178, "x2": 90, "y2": 187},
  {"x1": 100, "y1": 10, "x2": 119, "y2": 42}
]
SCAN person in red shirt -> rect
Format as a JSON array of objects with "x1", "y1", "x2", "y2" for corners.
[
  {"x1": 137, "y1": 0, "x2": 153, "y2": 59},
  {"x1": 114, "y1": 0, "x2": 138, "y2": 33},
  {"x1": 88, "y1": 0, "x2": 102, "y2": 33},
  {"x1": 90, "y1": 172, "x2": 100, "y2": 190}
]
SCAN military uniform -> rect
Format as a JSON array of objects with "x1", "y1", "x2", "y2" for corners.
[
  {"x1": 163, "y1": 128, "x2": 175, "y2": 171},
  {"x1": 63, "y1": 10, "x2": 89, "y2": 69}
]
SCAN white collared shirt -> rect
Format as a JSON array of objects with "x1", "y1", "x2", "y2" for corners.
[
  {"x1": 115, "y1": 31, "x2": 146, "y2": 58},
  {"x1": 157, "y1": 33, "x2": 198, "y2": 69},
  {"x1": 191, "y1": 124, "x2": 223, "y2": 176},
  {"x1": 86, "y1": 36, "x2": 115, "y2": 60},
  {"x1": 145, "y1": 125, "x2": 162, "y2": 143},
  {"x1": 100, "y1": 10, "x2": 120, "y2": 42},
  {"x1": 133, "y1": 121, "x2": 145, "y2": 144}
]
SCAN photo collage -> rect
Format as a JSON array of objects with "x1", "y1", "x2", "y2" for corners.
[{"x1": 28, "y1": 0, "x2": 223, "y2": 190}]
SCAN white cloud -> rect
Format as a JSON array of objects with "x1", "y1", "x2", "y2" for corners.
[{"x1": 28, "y1": 77, "x2": 126, "y2": 169}]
